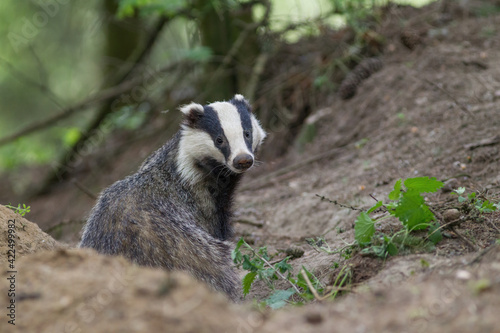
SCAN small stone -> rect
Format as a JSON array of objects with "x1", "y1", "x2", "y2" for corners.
[
  {"x1": 305, "y1": 312, "x2": 323, "y2": 325},
  {"x1": 443, "y1": 209, "x2": 460, "y2": 222},
  {"x1": 456, "y1": 270, "x2": 472, "y2": 280}
]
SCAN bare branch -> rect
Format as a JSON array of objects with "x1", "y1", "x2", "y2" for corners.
[
  {"x1": 0, "y1": 57, "x2": 63, "y2": 108},
  {"x1": 0, "y1": 59, "x2": 192, "y2": 147},
  {"x1": 420, "y1": 77, "x2": 474, "y2": 116}
]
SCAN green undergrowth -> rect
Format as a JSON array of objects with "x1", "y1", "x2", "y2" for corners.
[
  {"x1": 352, "y1": 177, "x2": 445, "y2": 258},
  {"x1": 5, "y1": 203, "x2": 31, "y2": 217},
  {"x1": 232, "y1": 238, "x2": 351, "y2": 309},
  {"x1": 234, "y1": 176, "x2": 500, "y2": 309},
  {"x1": 452, "y1": 187, "x2": 500, "y2": 214}
]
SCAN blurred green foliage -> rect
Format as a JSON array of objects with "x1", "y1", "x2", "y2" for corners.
[
  {"x1": 117, "y1": 0, "x2": 188, "y2": 18},
  {"x1": 0, "y1": 0, "x2": 435, "y2": 175}
]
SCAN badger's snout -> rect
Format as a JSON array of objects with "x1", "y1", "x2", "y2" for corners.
[{"x1": 233, "y1": 153, "x2": 253, "y2": 171}]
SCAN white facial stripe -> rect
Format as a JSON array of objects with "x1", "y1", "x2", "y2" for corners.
[
  {"x1": 177, "y1": 129, "x2": 225, "y2": 184},
  {"x1": 210, "y1": 102, "x2": 253, "y2": 163}
]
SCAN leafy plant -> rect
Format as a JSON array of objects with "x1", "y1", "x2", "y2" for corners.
[
  {"x1": 232, "y1": 238, "x2": 350, "y2": 309},
  {"x1": 5, "y1": 203, "x2": 31, "y2": 217},
  {"x1": 452, "y1": 187, "x2": 499, "y2": 213},
  {"x1": 354, "y1": 177, "x2": 444, "y2": 258},
  {"x1": 306, "y1": 236, "x2": 353, "y2": 256}
]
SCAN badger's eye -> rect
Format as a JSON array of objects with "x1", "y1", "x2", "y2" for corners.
[
  {"x1": 244, "y1": 130, "x2": 251, "y2": 139},
  {"x1": 216, "y1": 136, "x2": 224, "y2": 145}
]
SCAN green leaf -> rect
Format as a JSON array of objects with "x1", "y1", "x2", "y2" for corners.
[
  {"x1": 265, "y1": 288, "x2": 296, "y2": 309},
  {"x1": 428, "y1": 223, "x2": 443, "y2": 245},
  {"x1": 258, "y1": 268, "x2": 277, "y2": 281},
  {"x1": 393, "y1": 191, "x2": 435, "y2": 231},
  {"x1": 367, "y1": 200, "x2": 383, "y2": 214},
  {"x1": 361, "y1": 245, "x2": 386, "y2": 258},
  {"x1": 386, "y1": 241, "x2": 398, "y2": 256},
  {"x1": 479, "y1": 200, "x2": 497, "y2": 213},
  {"x1": 468, "y1": 192, "x2": 476, "y2": 200},
  {"x1": 458, "y1": 196, "x2": 467, "y2": 203},
  {"x1": 257, "y1": 246, "x2": 270, "y2": 261},
  {"x1": 62, "y1": 127, "x2": 81, "y2": 147},
  {"x1": 231, "y1": 238, "x2": 245, "y2": 263},
  {"x1": 275, "y1": 258, "x2": 292, "y2": 274},
  {"x1": 242, "y1": 272, "x2": 257, "y2": 296},
  {"x1": 382, "y1": 235, "x2": 398, "y2": 256},
  {"x1": 242, "y1": 255, "x2": 260, "y2": 272},
  {"x1": 234, "y1": 237, "x2": 245, "y2": 250},
  {"x1": 388, "y1": 179, "x2": 402, "y2": 200},
  {"x1": 354, "y1": 212, "x2": 375, "y2": 245},
  {"x1": 404, "y1": 177, "x2": 444, "y2": 193}
]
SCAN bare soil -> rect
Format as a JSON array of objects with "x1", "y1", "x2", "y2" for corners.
[{"x1": 1, "y1": 1, "x2": 500, "y2": 332}]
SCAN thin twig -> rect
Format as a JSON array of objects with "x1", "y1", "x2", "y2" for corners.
[
  {"x1": 487, "y1": 217, "x2": 500, "y2": 233},
  {"x1": 468, "y1": 243, "x2": 499, "y2": 265},
  {"x1": 45, "y1": 219, "x2": 85, "y2": 234},
  {"x1": 421, "y1": 78, "x2": 474, "y2": 116},
  {"x1": 28, "y1": 45, "x2": 50, "y2": 95},
  {"x1": 464, "y1": 135, "x2": 500, "y2": 150},
  {"x1": 71, "y1": 178, "x2": 98, "y2": 200},
  {"x1": 316, "y1": 194, "x2": 363, "y2": 211},
  {"x1": 234, "y1": 219, "x2": 264, "y2": 228},
  {"x1": 300, "y1": 269, "x2": 322, "y2": 301},
  {"x1": 449, "y1": 225, "x2": 479, "y2": 251},
  {"x1": 0, "y1": 57, "x2": 63, "y2": 109},
  {"x1": 269, "y1": 256, "x2": 291, "y2": 265}
]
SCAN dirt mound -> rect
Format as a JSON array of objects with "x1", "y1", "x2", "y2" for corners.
[
  {"x1": 1, "y1": 235, "x2": 498, "y2": 332},
  {"x1": 0, "y1": 248, "x2": 258, "y2": 333},
  {"x1": 0, "y1": 205, "x2": 64, "y2": 263}
]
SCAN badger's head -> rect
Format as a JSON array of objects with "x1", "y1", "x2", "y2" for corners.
[{"x1": 177, "y1": 94, "x2": 266, "y2": 184}]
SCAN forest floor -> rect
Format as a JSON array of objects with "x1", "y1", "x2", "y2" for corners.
[{"x1": 1, "y1": 1, "x2": 500, "y2": 332}]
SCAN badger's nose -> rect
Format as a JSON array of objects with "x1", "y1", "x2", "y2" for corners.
[{"x1": 233, "y1": 154, "x2": 254, "y2": 171}]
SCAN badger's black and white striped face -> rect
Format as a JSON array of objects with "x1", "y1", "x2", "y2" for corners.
[{"x1": 177, "y1": 94, "x2": 266, "y2": 184}]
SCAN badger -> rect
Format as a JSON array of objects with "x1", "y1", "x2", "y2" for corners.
[{"x1": 79, "y1": 94, "x2": 266, "y2": 301}]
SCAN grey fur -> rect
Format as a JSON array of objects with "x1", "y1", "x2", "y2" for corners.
[{"x1": 79, "y1": 96, "x2": 265, "y2": 301}]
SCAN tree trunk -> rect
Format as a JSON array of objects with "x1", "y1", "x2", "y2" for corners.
[{"x1": 194, "y1": 0, "x2": 260, "y2": 101}]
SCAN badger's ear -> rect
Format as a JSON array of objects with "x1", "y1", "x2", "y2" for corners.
[
  {"x1": 180, "y1": 102, "x2": 204, "y2": 128},
  {"x1": 231, "y1": 94, "x2": 252, "y2": 113}
]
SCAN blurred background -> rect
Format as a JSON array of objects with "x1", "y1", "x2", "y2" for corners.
[{"x1": 0, "y1": 0, "x2": 452, "y2": 240}]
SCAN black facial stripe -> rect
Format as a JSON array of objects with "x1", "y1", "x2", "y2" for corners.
[
  {"x1": 230, "y1": 98, "x2": 253, "y2": 151},
  {"x1": 200, "y1": 106, "x2": 231, "y2": 160}
]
